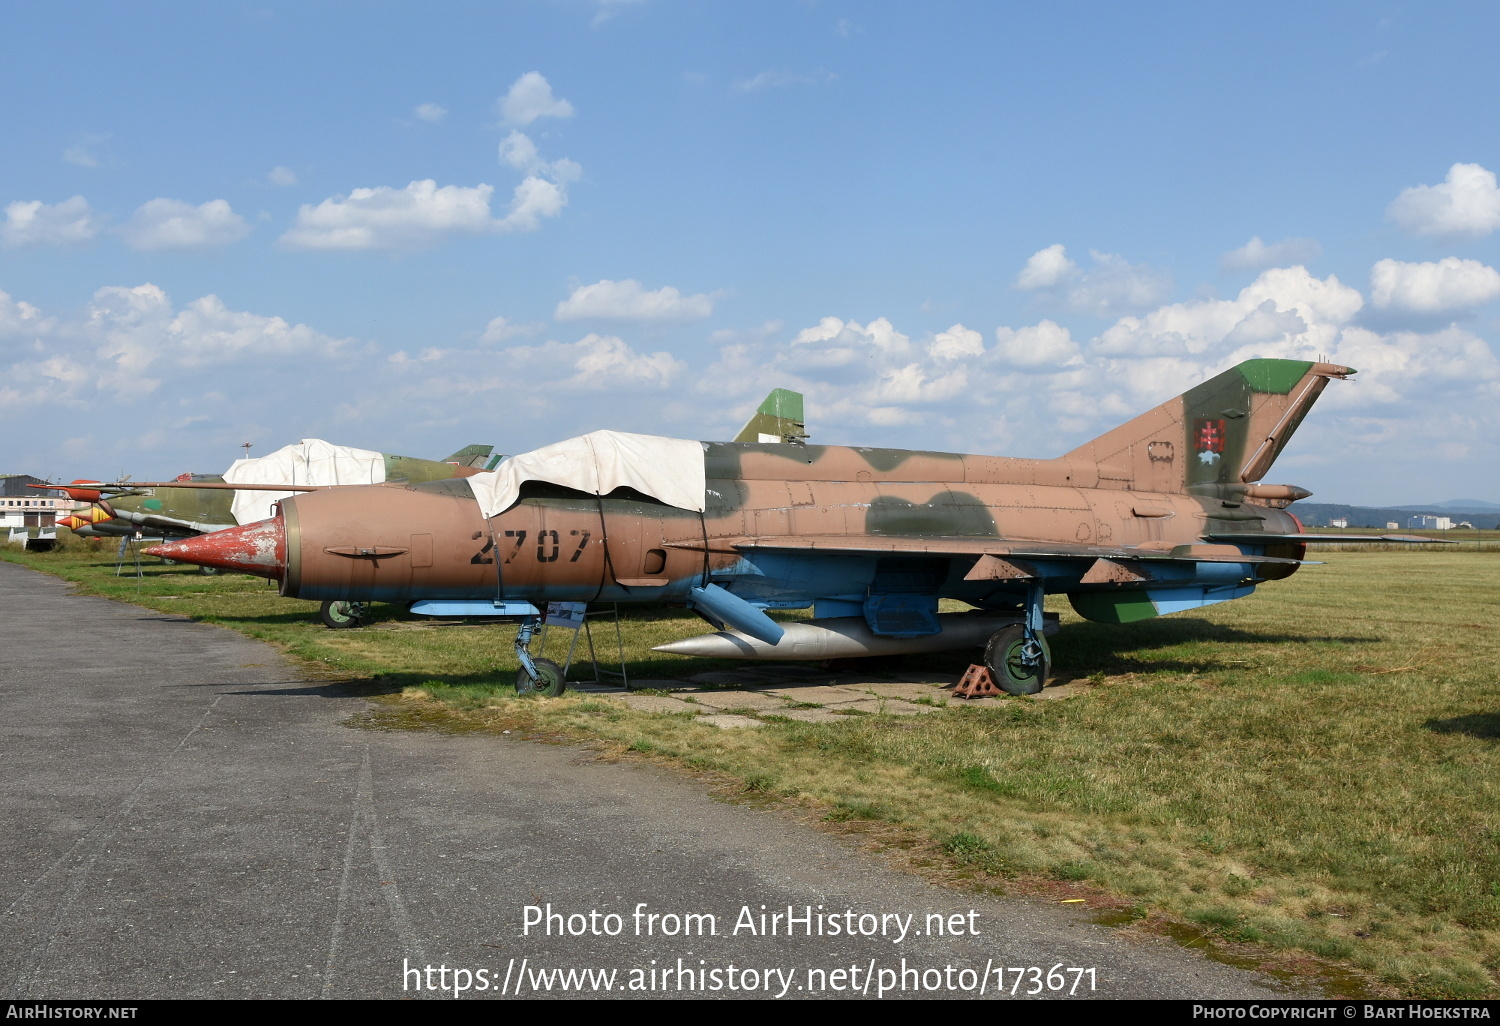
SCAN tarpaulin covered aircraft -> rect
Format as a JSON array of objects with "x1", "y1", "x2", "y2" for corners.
[
  {"x1": 41, "y1": 442, "x2": 499, "y2": 542},
  {"x1": 148, "y1": 359, "x2": 1429, "y2": 695}
]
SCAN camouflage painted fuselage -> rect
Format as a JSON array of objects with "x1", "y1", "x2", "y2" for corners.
[{"x1": 252, "y1": 360, "x2": 1343, "y2": 631}]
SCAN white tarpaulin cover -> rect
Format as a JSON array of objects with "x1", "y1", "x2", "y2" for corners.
[
  {"x1": 224, "y1": 438, "x2": 385, "y2": 524},
  {"x1": 468, "y1": 430, "x2": 706, "y2": 519}
]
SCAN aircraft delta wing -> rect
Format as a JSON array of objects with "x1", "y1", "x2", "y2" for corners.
[{"x1": 147, "y1": 360, "x2": 1427, "y2": 695}]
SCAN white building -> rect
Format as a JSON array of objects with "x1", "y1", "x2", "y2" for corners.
[
  {"x1": 1408, "y1": 515, "x2": 1453, "y2": 530},
  {"x1": 1330, "y1": 517, "x2": 1349, "y2": 528},
  {"x1": 1, "y1": 476, "x2": 81, "y2": 549}
]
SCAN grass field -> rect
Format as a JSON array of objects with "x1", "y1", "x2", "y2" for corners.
[{"x1": 6, "y1": 537, "x2": 1499, "y2": 997}]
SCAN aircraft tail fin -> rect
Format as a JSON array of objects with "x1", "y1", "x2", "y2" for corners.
[
  {"x1": 440, "y1": 444, "x2": 495, "y2": 468},
  {"x1": 1063, "y1": 359, "x2": 1354, "y2": 494},
  {"x1": 733, "y1": 388, "x2": 809, "y2": 445}
]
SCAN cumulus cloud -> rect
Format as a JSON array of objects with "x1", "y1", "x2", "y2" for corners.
[
  {"x1": 1014, "y1": 245, "x2": 1170, "y2": 316},
  {"x1": 479, "y1": 316, "x2": 543, "y2": 343},
  {"x1": 589, "y1": 0, "x2": 643, "y2": 26},
  {"x1": 281, "y1": 181, "x2": 494, "y2": 250},
  {"x1": 268, "y1": 166, "x2": 299, "y2": 187},
  {"x1": 383, "y1": 333, "x2": 685, "y2": 404},
  {"x1": 1092, "y1": 266, "x2": 1358, "y2": 359},
  {"x1": 1370, "y1": 257, "x2": 1500, "y2": 313},
  {"x1": 62, "y1": 135, "x2": 107, "y2": 168},
  {"x1": 0, "y1": 283, "x2": 351, "y2": 407},
  {"x1": 994, "y1": 319, "x2": 1079, "y2": 368},
  {"x1": 928, "y1": 324, "x2": 984, "y2": 362},
  {"x1": 1015, "y1": 244, "x2": 1077, "y2": 290},
  {"x1": 556, "y1": 279, "x2": 717, "y2": 322},
  {"x1": 121, "y1": 199, "x2": 251, "y2": 252},
  {"x1": 2, "y1": 197, "x2": 99, "y2": 248},
  {"x1": 280, "y1": 178, "x2": 571, "y2": 250},
  {"x1": 500, "y1": 176, "x2": 568, "y2": 232},
  {"x1": 498, "y1": 72, "x2": 574, "y2": 126},
  {"x1": 283, "y1": 122, "x2": 582, "y2": 251},
  {"x1": 499, "y1": 131, "x2": 582, "y2": 181},
  {"x1": 1221, "y1": 235, "x2": 1322, "y2": 272},
  {"x1": 1066, "y1": 252, "x2": 1173, "y2": 317},
  {"x1": 415, "y1": 103, "x2": 448, "y2": 123},
  {"x1": 732, "y1": 68, "x2": 838, "y2": 93},
  {"x1": 1388, "y1": 163, "x2": 1500, "y2": 238}
]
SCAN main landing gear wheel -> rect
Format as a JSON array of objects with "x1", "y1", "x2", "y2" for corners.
[
  {"x1": 198, "y1": 565, "x2": 221, "y2": 576},
  {"x1": 984, "y1": 624, "x2": 1051, "y2": 696},
  {"x1": 319, "y1": 599, "x2": 367, "y2": 629},
  {"x1": 516, "y1": 658, "x2": 567, "y2": 698}
]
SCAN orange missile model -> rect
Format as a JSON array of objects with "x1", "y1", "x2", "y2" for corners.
[{"x1": 148, "y1": 359, "x2": 1432, "y2": 696}]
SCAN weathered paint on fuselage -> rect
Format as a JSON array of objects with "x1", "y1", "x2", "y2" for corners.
[
  {"x1": 272, "y1": 441, "x2": 1298, "y2": 605},
  {"x1": 102, "y1": 478, "x2": 237, "y2": 536},
  {"x1": 184, "y1": 360, "x2": 1350, "y2": 628}
]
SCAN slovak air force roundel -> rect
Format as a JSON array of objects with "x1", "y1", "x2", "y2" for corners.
[{"x1": 1194, "y1": 418, "x2": 1225, "y2": 465}]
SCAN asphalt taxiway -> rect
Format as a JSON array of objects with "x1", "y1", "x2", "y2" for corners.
[{"x1": 0, "y1": 560, "x2": 1294, "y2": 1000}]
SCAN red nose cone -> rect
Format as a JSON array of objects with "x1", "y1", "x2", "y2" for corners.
[{"x1": 145, "y1": 516, "x2": 286, "y2": 579}]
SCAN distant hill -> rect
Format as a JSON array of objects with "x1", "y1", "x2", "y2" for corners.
[
  {"x1": 1385, "y1": 499, "x2": 1500, "y2": 514},
  {"x1": 1287, "y1": 502, "x2": 1500, "y2": 530}
]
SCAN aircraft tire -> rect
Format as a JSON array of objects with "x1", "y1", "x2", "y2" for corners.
[
  {"x1": 516, "y1": 658, "x2": 567, "y2": 698},
  {"x1": 319, "y1": 599, "x2": 367, "y2": 629},
  {"x1": 984, "y1": 624, "x2": 1050, "y2": 696},
  {"x1": 198, "y1": 565, "x2": 221, "y2": 576}
]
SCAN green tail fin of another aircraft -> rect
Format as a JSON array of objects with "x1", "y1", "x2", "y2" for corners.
[
  {"x1": 733, "y1": 388, "x2": 809, "y2": 445},
  {"x1": 1063, "y1": 359, "x2": 1355, "y2": 494},
  {"x1": 439, "y1": 444, "x2": 496, "y2": 468}
]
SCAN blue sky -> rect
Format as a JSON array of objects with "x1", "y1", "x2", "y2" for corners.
[{"x1": 3, "y1": 1, "x2": 1498, "y2": 505}]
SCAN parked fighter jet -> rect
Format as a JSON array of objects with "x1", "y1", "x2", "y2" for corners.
[
  {"x1": 42, "y1": 442, "x2": 500, "y2": 543},
  {"x1": 149, "y1": 359, "x2": 1425, "y2": 696}
]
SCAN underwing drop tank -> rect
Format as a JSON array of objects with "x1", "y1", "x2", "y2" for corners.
[{"x1": 653, "y1": 611, "x2": 1060, "y2": 661}]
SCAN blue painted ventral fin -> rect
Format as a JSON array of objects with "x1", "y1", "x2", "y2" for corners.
[
  {"x1": 687, "y1": 584, "x2": 786, "y2": 645},
  {"x1": 410, "y1": 599, "x2": 540, "y2": 617}
]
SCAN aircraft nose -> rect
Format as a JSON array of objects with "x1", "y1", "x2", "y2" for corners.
[{"x1": 144, "y1": 515, "x2": 286, "y2": 579}]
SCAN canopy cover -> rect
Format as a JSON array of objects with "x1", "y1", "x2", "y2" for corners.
[
  {"x1": 468, "y1": 430, "x2": 706, "y2": 519},
  {"x1": 224, "y1": 438, "x2": 385, "y2": 524}
]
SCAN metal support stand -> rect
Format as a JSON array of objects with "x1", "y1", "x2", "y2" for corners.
[
  {"x1": 528, "y1": 604, "x2": 631, "y2": 689},
  {"x1": 115, "y1": 536, "x2": 143, "y2": 578}
]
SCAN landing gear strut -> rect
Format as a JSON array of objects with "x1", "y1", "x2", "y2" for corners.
[
  {"x1": 984, "y1": 580, "x2": 1051, "y2": 695},
  {"x1": 513, "y1": 616, "x2": 567, "y2": 697}
]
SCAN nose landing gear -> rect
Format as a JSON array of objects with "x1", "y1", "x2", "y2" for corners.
[
  {"x1": 513, "y1": 617, "x2": 567, "y2": 697},
  {"x1": 319, "y1": 599, "x2": 368, "y2": 629}
]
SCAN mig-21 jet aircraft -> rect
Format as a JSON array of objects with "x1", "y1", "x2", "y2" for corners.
[{"x1": 148, "y1": 359, "x2": 1428, "y2": 695}]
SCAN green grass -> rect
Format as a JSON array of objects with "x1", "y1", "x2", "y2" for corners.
[{"x1": 7, "y1": 537, "x2": 1499, "y2": 997}]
